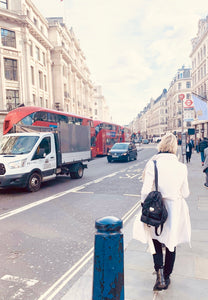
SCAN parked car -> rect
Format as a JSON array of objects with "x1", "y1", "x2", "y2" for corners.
[
  {"x1": 142, "y1": 139, "x2": 149, "y2": 144},
  {"x1": 107, "y1": 142, "x2": 137, "y2": 162}
]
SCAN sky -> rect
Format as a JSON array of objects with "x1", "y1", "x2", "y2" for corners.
[{"x1": 33, "y1": 0, "x2": 208, "y2": 125}]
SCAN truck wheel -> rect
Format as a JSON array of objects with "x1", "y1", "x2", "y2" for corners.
[
  {"x1": 27, "y1": 172, "x2": 42, "y2": 192},
  {"x1": 70, "y1": 164, "x2": 84, "y2": 179}
]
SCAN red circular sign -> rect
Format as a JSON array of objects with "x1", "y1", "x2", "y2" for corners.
[
  {"x1": 185, "y1": 99, "x2": 193, "y2": 107},
  {"x1": 179, "y1": 94, "x2": 185, "y2": 100}
]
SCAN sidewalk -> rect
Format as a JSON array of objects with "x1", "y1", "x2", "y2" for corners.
[{"x1": 62, "y1": 151, "x2": 208, "y2": 300}]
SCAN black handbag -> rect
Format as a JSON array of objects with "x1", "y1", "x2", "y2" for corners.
[{"x1": 141, "y1": 160, "x2": 168, "y2": 236}]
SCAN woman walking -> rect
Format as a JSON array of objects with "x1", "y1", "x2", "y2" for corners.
[
  {"x1": 133, "y1": 133, "x2": 191, "y2": 291},
  {"x1": 186, "y1": 140, "x2": 192, "y2": 163}
]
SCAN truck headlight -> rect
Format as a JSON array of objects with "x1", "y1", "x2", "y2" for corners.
[{"x1": 8, "y1": 159, "x2": 27, "y2": 169}]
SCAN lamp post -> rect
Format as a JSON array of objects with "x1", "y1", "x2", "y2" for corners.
[{"x1": 179, "y1": 93, "x2": 185, "y2": 163}]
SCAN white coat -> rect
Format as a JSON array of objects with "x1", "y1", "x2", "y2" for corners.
[{"x1": 133, "y1": 153, "x2": 191, "y2": 253}]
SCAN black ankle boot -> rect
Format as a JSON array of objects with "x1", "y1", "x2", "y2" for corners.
[
  {"x1": 153, "y1": 268, "x2": 167, "y2": 291},
  {"x1": 164, "y1": 276, "x2": 171, "y2": 289}
]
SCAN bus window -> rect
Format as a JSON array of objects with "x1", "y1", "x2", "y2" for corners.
[
  {"x1": 48, "y1": 113, "x2": 58, "y2": 123},
  {"x1": 57, "y1": 115, "x2": 68, "y2": 123},
  {"x1": 19, "y1": 113, "x2": 34, "y2": 125},
  {"x1": 95, "y1": 125, "x2": 100, "y2": 136},
  {"x1": 74, "y1": 118, "x2": 82, "y2": 125},
  {"x1": 34, "y1": 111, "x2": 48, "y2": 122}
]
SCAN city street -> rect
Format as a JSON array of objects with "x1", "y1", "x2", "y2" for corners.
[{"x1": 0, "y1": 145, "x2": 156, "y2": 299}]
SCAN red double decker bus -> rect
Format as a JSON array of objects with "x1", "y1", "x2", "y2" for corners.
[
  {"x1": 93, "y1": 120, "x2": 125, "y2": 155},
  {"x1": 3, "y1": 106, "x2": 97, "y2": 157},
  {"x1": 121, "y1": 126, "x2": 131, "y2": 142}
]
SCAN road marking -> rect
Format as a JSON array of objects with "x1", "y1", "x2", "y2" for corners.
[
  {"x1": 37, "y1": 248, "x2": 94, "y2": 300},
  {"x1": 1, "y1": 274, "x2": 39, "y2": 287},
  {"x1": 0, "y1": 163, "x2": 144, "y2": 221},
  {"x1": 1, "y1": 275, "x2": 39, "y2": 299},
  {"x1": 37, "y1": 199, "x2": 142, "y2": 300},
  {"x1": 72, "y1": 191, "x2": 94, "y2": 194},
  {"x1": 124, "y1": 194, "x2": 141, "y2": 197},
  {"x1": 153, "y1": 291, "x2": 159, "y2": 299}
]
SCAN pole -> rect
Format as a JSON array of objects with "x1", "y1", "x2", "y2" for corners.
[
  {"x1": 179, "y1": 94, "x2": 185, "y2": 163},
  {"x1": 92, "y1": 216, "x2": 124, "y2": 300}
]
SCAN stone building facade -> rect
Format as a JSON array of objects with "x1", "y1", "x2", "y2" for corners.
[
  {"x1": 132, "y1": 67, "x2": 193, "y2": 139},
  {"x1": 0, "y1": 0, "x2": 110, "y2": 137},
  {"x1": 92, "y1": 85, "x2": 111, "y2": 122},
  {"x1": 190, "y1": 16, "x2": 208, "y2": 138},
  {"x1": 167, "y1": 66, "x2": 193, "y2": 136}
]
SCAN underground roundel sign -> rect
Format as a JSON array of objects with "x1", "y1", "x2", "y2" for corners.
[{"x1": 184, "y1": 99, "x2": 193, "y2": 107}]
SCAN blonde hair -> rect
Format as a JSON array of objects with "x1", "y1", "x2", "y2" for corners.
[{"x1": 157, "y1": 133, "x2": 177, "y2": 154}]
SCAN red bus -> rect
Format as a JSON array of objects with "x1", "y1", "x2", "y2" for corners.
[
  {"x1": 93, "y1": 120, "x2": 124, "y2": 155},
  {"x1": 3, "y1": 106, "x2": 97, "y2": 157},
  {"x1": 121, "y1": 126, "x2": 131, "y2": 142}
]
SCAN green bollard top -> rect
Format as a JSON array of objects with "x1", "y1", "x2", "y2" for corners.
[{"x1": 95, "y1": 216, "x2": 123, "y2": 232}]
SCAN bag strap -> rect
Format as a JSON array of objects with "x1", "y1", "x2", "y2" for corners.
[
  {"x1": 155, "y1": 224, "x2": 163, "y2": 236},
  {"x1": 153, "y1": 160, "x2": 158, "y2": 191}
]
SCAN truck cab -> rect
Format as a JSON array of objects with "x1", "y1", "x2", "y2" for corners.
[
  {"x1": 0, "y1": 123, "x2": 91, "y2": 192},
  {"x1": 0, "y1": 132, "x2": 57, "y2": 192}
]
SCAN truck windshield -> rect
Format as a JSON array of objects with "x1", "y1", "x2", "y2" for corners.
[{"x1": 0, "y1": 136, "x2": 39, "y2": 155}]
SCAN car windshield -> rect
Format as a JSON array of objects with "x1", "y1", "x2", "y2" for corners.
[
  {"x1": 112, "y1": 143, "x2": 128, "y2": 150},
  {"x1": 0, "y1": 135, "x2": 39, "y2": 155}
]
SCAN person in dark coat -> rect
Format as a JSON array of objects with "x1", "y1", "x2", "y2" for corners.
[
  {"x1": 199, "y1": 138, "x2": 208, "y2": 166},
  {"x1": 203, "y1": 147, "x2": 208, "y2": 188},
  {"x1": 186, "y1": 140, "x2": 192, "y2": 163}
]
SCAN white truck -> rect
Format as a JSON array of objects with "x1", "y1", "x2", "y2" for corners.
[{"x1": 0, "y1": 123, "x2": 91, "y2": 192}]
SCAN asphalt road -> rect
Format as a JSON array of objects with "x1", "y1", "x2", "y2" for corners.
[{"x1": 0, "y1": 145, "x2": 157, "y2": 299}]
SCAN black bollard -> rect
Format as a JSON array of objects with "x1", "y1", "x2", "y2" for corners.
[{"x1": 92, "y1": 216, "x2": 124, "y2": 300}]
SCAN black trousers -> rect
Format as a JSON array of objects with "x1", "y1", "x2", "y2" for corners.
[
  {"x1": 152, "y1": 239, "x2": 176, "y2": 278},
  {"x1": 186, "y1": 152, "x2": 191, "y2": 162}
]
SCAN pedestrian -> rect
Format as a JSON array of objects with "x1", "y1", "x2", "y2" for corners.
[
  {"x1": 203, "y1": 147, "x2": 208, "y2": 188},
  {"x1": 186, "y1": 140, "x2": 192, "y2": 163},
  {"x1": 190, "y1": 138, "x2": 194, "y2": 149},
  {"x1": 196, "y1": 138, "x2": 200, "y2": 153},
  {"x1": 199, "y1": 137, "x2": 208, "y2": 166},
  {"x1": 133, "y1": 133, "x2": 191, "y2": 291}
]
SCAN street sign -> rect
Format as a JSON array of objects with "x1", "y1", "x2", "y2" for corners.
[
  {"x1": 179, "y1": 94, "x2": 185, "y2": 100},
  {"x1": 184, "y1": 99, "x2": 194, "y2": 108}
]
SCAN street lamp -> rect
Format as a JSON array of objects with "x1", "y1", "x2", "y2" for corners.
[{"x1": 179, "y1": 93, "x2": 186, "y2": 163}]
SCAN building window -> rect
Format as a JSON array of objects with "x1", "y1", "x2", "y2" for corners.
[
  {"x1": 44, "y1": 75, "x2": 47, "y2": 91},
  {"x1": 0, "y1": 0, "x2": 7, "y2": 9},
  {"x1": 1, "y1": 28, "x2": 16, "y2": 47},
  {"x1": 39, "y1": 71, "x2": 43, "y2": 89},
  {"x1": 33, "y1": 94, "x2": 36, "y2": 105},
  {"x1": 45, "y1": 99, "x2": 48, "y2": 108},
  {"x1": 186, "y1": 81, "x2": 191, "y2": 88},
  {"x1": 42, "y1": 52, "x2": 46, "y2": 65},
  {"x1": 178, "y1": 83, "x2": 181, "y2": 90},
  {"x1": 30, "y1": 41, "x2": 33, "y2": 56},
  {"x1": 186, "y1": 93, "x2": 190, "y2": 99},
  {"x1": 35, "y1": 46, "x2": 40, "y2": 60},
  {"x1": 31, "y1": 66, "x2": 34, "y2": 85},
  {"x1": 40, "y1": 97, "x2": 43, "y2": 107},
  {"x1": 33, "y1": 18, "x2": 37, "y2": 26},
  {"x1": 4, "y1": 58, "x2": 18, "y2": 81},
  {"x1": 6, "y1": 90, "x2": 19, "y2": 110}
]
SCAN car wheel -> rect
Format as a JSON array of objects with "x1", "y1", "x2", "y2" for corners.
[
  {"x1": 107, "y1": 157, "x2": 112, "y2": 163},
  {"x1": 126, "y1": 155, "x2": 130, "y2": 162},
  {"x1": 134, "y1": 154, "x2": 137, "y2": 160},
  {"x1": 27, "y1": 172, "x2": 42, "y2": 192}
]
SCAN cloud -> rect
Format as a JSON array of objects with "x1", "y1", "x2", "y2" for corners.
[{"x1": 33, "y1": 0, "x2": 208, "y2": 125}]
